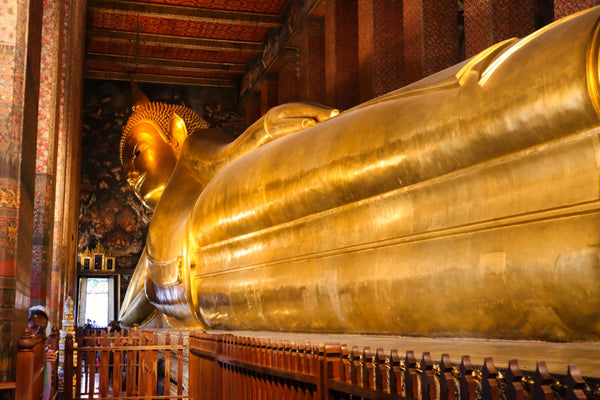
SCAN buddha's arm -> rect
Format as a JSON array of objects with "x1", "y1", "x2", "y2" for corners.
[
  {"x1": 119, "y1": 249, "x2": 155, "y2": 326},
  {"x1": 180, "y1": 102, "x2": 338, "y2": 182}
]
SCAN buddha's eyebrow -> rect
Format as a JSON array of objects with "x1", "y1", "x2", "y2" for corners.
[{"x1": 132, "y1": 142, "x2": 142, "y2": 156}]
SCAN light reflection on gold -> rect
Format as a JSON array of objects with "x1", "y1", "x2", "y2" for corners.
[{"x1": 119, "y1": 8, "x2": 600, "y2": 341}]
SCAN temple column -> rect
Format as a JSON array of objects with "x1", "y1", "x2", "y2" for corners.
[
  {"x1": 260, "y1": 73, "x2": 279, "y2": 116},
  {"x1": 554, "y1": 1, "x2": 599, "y2": 19},
  {"x1": 243, "y1": 90, "x2": 262, "y2": 127},
  {"x1": 30, "y1": 0, "x2": 64, "y2": 318},
  {"x1": 50, "y1": 0, "x2": 86, "y2": 328},
  {"x1": 464, "y1": 0, "x2": 536, "y2": 58},
  {"x1": 325, "y1": 0, "x2": 359, "y2": 110},
  {"x1": 403, "y1": 0, "x2": 459, "y2": 84},
  {"x1": 357, "y1": 0, "x2": 404, "y2": 102},
  {"x1": 0, "y1": 0, "x2": 43, "y2": 382},
  {"x1": 277, "y1": 48, "x2": 301, "y2": 104},
  {"x1": 297, "y1": 17, "x2": 326, "y2": 105}
]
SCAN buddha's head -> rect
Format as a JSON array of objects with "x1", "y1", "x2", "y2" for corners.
[{"x1": 120, "y1": 82, "x2": 208, "y2": 210}]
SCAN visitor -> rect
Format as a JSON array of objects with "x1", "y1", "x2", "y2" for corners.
[{"x1": 28, "y1": 305, "x2": 57, "y2": 400}]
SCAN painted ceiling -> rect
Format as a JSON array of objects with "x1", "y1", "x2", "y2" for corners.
[{"x1": 85, "y1": 0, "x2": 323, "y2": 89}]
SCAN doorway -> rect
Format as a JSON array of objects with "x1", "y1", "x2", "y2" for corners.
[{"x1": 77, "y1": 275, "x2": 119, "y2": 327}]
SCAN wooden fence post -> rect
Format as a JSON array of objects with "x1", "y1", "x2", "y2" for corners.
[
  {"x1": 340, "y1": 345, "x2": 350, "y2": 383},
  {"x1": 534, "y1": 362, "x2": 554, "y2": 400},
  {"x1": 375, "y1": 348, "x2": 387, "y2": 392},
  {"x1": 421, "y1": 352, "x2": 436, "y2": 400},
  {"x1": 460, "y1": 355, "x2": 476, "y2": 400},
  {"x1": 389, "y1": 350, "x2": 403, "y2": 396},
  {"x1": 405, "y1": 351, "x2": 419, "y2": 399},
  {"x1": 362, "y1": 347, "x2": 374, "y2": 389},
  {"x1": 315, "y1": 344, "x2": 327, "y2": 400},
  {"x1": 75, "y1": 332, "x2": 83, "y2": 399},
  {"x1": 87, "y1": 331, "x2": 97, "y2": 396},
  {"x1": 178, "y1": 332, "x2": 184, "y2": 398},
  {"x1": 16, "y1": 331, "x2": 36, "y2": 400},
  {"x1": 349, "y1": 346, "x2": 361, "y2": 386},
  {"x1": 99, "y1": 332, "x2": 109, "y2": 397},
  {"x1": 63, "y1": 334, "x2": 73, "y2": 400},
  {"x1": 48, "y1": 326, "x2": 59, "y2": 399},
  {"x1": 113, "y1": 332, "x2": 123, "y2": 396},
  {"x1": 439, "y1": 354, "x2": 455, "y2": 400},
  {"x1": 505, "y1": 359, "x2": 525, "y2": 400},
  {"x1": 566, "y1": 365, "x2": 587, "y2": 400},
  {"x1": 481, "y1": 358, "x2": 499, "y2": 400}
]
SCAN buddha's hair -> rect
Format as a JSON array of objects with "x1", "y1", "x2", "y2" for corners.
[{"x1": 120, "y1": 102, "x2": 209, "y2": 165}]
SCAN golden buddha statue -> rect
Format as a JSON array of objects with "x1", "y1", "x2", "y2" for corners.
[{"x1": 120, "y1": 6, "x2": 600, "y2": 341}]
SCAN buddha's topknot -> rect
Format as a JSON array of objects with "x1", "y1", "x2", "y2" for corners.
[{"x1": 120, "y1": 102, "x2": 209, "y2": 165}]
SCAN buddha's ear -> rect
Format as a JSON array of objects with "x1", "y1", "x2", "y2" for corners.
[{"x1": 168, "y1": 113, "x2": 188, "y2": 149}]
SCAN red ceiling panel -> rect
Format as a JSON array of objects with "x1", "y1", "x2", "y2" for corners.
[
  {"x1": 87, "y1": 60, "x2": 241, "y2": 80},
  {"x1": 84, "y1": 0, "x2": 322, "y2": 88},
  {"x1": 89, "y1": 10, "x2": 271, "y2": 42},
  {"x1": 87, "y1": 41, "x2": 256, "y2": 64},
  {"x1": 123, "y1": 0, "x2": 290, "y2": 14}
]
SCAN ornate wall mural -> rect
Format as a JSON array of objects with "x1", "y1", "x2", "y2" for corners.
[{"x1": 78, "y1": 79, "x2": 244, "y2": 304}]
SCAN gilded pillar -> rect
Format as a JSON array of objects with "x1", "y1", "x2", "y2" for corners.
[
  {"x1": 325, "y1": 0, "x2": 359, "y2": 110},
  {"x1": 403, "y1": 0, "x2": 459, "y2": 84},
  {"x1": 464, "y1": 0, "x2": 536, "y2": 58},
  {"x1": 357, "y1": 0, "x2": 404, "y2": 102}
]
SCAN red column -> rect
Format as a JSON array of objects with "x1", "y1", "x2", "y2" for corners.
[
  {"x1": 554, "y1": 1, "x2": 598, "y2": 19},
  {"x1": 0, "y1": 0, "x2": 44, "y2": 384},
  {"x1": 277, "y1": 48, "x2": 301, "y2": 104},
  {"x1": 464, "y1": 0, "x2": 536, "y2": 58},
  {"x1": 243, "y1": 91, "x2": 262, "y2": 127},
  {"x1": 358, "y1": 0, "x2": 404, "y2": 102},
  {"x1": 260, "y1": 73, "x2": 279, "y2": 116},
  {"x1": 403, "y1": 0, "x2": 459, "y2": 84},
  {"x1": 325, "y1": 0, "x2": 359, "y2": 110},
  {"x1": 297, "y1": 17, "x2": 326, "y2": 105}
]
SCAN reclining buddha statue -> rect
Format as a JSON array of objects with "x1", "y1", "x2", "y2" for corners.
[{"x1": 119, "y1": 6, "x2": 600, "y2": 341}]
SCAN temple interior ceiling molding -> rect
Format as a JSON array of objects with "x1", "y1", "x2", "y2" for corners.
[{"x1": 85, "y1": 0, "x2": 324, "y2": 89}]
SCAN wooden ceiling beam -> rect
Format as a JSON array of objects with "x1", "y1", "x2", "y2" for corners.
[
  {"x1": 86, "y1": 53, "x2": 247, "y2": 73},
  {"x1": 85, "y1": 70, "x2": 239, "y2": 88},
  {"x1": 88, "y1": 0, "x2": 282, "y2": 28},
  {"x1": 242, "y1": 0, "x2": 322, "y2": 97},
  {"x1": 87, "y1": 29, "x2": 264, "y2": 53}
]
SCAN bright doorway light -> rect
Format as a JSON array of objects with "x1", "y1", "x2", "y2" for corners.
[{"x1": 77, "y1": 276, "x2": 117, "y2": 327}]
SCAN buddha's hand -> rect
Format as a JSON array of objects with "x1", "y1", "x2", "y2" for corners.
[{"x1": 264, "y1": 102, "x2": 339, "y2": 139}]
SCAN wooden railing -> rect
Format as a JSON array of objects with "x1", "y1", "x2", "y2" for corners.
[
  {"x1": 188, "y1": 332, "x2": 600, "y2": 400},
  {"x1": 63, "y1": 328, "x2": 187, "y2": 399},
  {"x1": 11, "y1": 327, "x2": 59, "y2": 400}
]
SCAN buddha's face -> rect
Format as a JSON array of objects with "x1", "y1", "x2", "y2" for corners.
[{"x1": 122, "y1": 121, "x2": 179, "y2": 209}]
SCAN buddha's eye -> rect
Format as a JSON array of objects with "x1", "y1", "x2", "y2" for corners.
[{"x1": 132, "y1": 143, "x2": 142, "y2": 160}]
